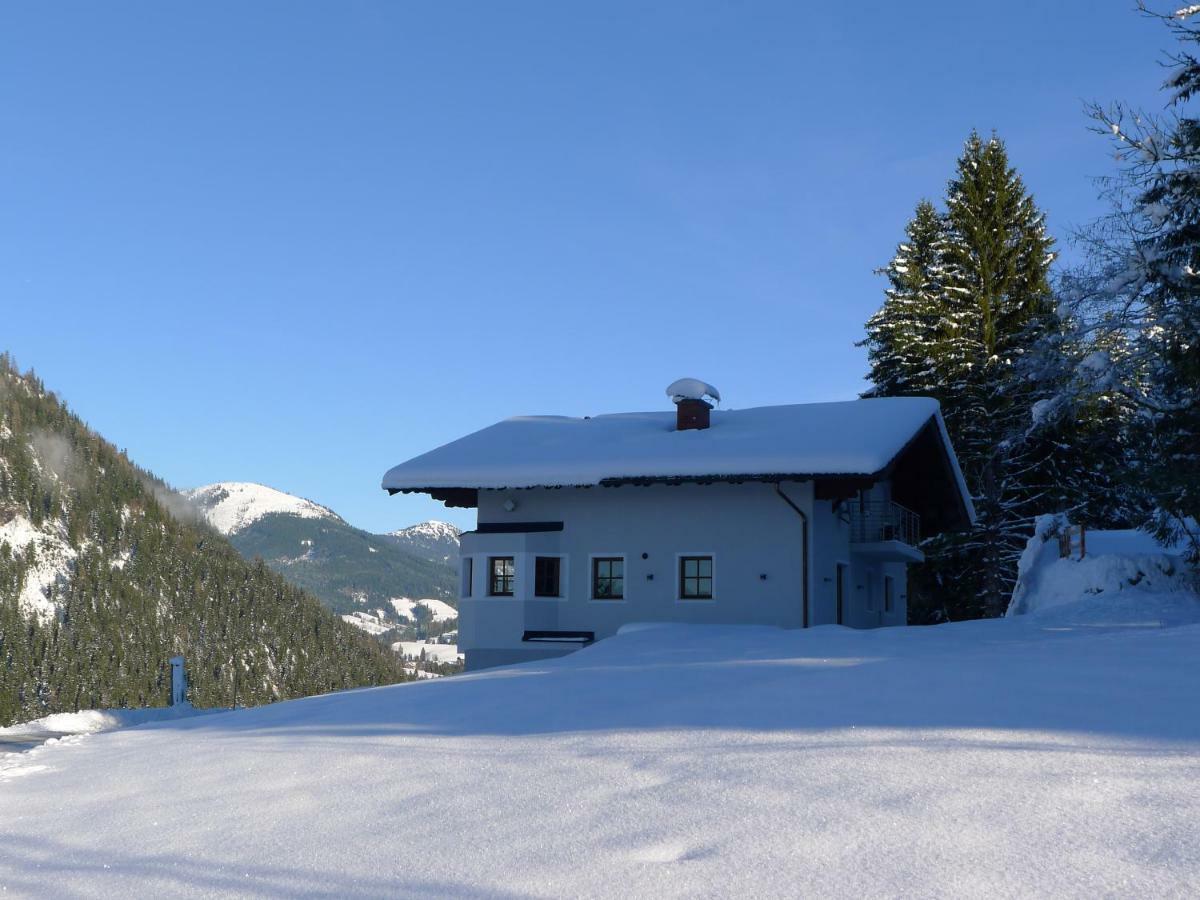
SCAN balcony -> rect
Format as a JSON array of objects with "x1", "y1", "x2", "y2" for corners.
[{"x1": 847, "y1": 500, "x2": 924, "y2": 562}]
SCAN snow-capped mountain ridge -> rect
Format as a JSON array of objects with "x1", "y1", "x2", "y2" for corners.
[
  {"x1": 389, "y1": 520, "x2": 461, "y2": 542},
  {"x1": 183, "y1": 482, "x2": 343, "y2": 535}
]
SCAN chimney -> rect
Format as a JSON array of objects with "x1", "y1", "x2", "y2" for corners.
[
  {"x1": 666, "y1": 378, "x2": 720, "y2": 431},
  {"x1": 675, "y1": 397, "x2": 712, "y2": 431}
]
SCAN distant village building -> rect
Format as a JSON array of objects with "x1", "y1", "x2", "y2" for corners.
[{"x1": 382, "y1": 381, "x2": 974, "y2": 671}]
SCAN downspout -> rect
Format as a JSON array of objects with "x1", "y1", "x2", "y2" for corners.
[{"x1": 774, "y1": 483, "x2": 810, "y2": 629}]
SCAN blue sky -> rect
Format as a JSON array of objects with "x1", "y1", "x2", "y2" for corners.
[{"x1": 0, "y1": 2, "x2": 1174, "y2": 533}]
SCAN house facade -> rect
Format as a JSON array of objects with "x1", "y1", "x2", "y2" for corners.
[{"x1": 383, "y1": 385, "x2": 974, "y2": 671}]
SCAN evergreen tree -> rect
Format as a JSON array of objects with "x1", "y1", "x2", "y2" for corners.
[
  {"x1": 860, "y1": 200, "x2": 950, "y2": 397},
  {"x1": 1055, "y1": 3, "x2": 1200, "y2": 567},
  {"x1": 865, "y1": 133, "x2": 1060, "y2": 620}
]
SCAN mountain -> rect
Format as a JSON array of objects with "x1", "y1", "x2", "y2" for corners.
[
  {"x1": 386, "y1": 520, "x2": 462, "y2": 562},
  {"x1": 184, "y1": 482, "x2": 458, "y2": 632},
  {"x1": 182, "y1": 482, "x2": 342, "y2": 534},
  {"x1": 0, "y1": 355, "x2": 406, "y2": 727}
]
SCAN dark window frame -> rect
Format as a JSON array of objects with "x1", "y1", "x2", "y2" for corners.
[
  {"x1": 534, "y1": 556, "x2": 562, "y2": 598},
  {"x1": 488, "y1": 556, "x2": 515, "y2": 597},
  {"x1": 679, "y1": 555, "x2": 714, "y2": 600},
  {"x1": 591, "y1": 556, "x2": 624, "y2": 600},
  {"x1": 462, "y1": 557, "x2": 473, "y2": 598},
  {"x1": 884, "y1": 575, "x2": 894, "y2": 613}
]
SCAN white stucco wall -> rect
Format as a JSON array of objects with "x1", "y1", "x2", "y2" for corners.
[{"x1": 456, "y1": 480, "x2": 909, "y2": 669}]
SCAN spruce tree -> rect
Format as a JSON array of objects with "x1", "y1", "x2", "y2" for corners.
[
  {"x1": 861, "y1": 200, "x2": 950, "y2": 397},
  {"x1": 865, "y1": 132, "x2": 1059, "y2": 620},
  {"x1": 1060, "y1": 3, "x2": 1200, "y2": 566}
]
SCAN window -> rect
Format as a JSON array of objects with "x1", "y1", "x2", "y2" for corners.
[
  {"x1": 591, "y1": 557, "x2": 624, "y2": 599},
  {"x1": 462, "y1": 557, "x2": 473, "y2": 598},
  {"x1": 488, "y1": 557, "x2": 514, "y2": 596},
  {"x1": 534, "y1": 556, "x2": 561, "y2": 598},
  {"x1": 679, "y1": 556, "x2": 713, "y2": 600},
  {"x1": 884, "y1": 575, "x2": 894, "y2": 613}
]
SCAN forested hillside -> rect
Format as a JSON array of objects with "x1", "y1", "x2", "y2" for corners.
[{"x1": 0, "y1": 356, "x2": 406, "y2": 726}]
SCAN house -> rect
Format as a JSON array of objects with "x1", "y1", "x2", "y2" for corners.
[{"x1": 382, "y1": 381, "x2": 974, "y2": 671}]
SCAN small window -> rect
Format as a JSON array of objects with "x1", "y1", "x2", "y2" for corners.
[
  {"x1": 592, "y1": 557, "x2": 624, "y2": 600},
  {"x1": 884, "y1": 575, "x2": 894, "y2": 613},
  {"x1": 679, "y1": 556, "x2": 713, "y2": 600},
  {"x1": 488, "y1": 557, "x2": 514, "y2": 596},
  {"x1": 534, "y1": 556, "x2": 561, "y2": 598},
  {"x1": 462, "y1": 557, "x2": 473, "y2": 598}
]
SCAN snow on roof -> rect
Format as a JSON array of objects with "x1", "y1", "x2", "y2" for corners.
[{"x1": 382, "y1": 397, "x2": 954, "y2": 491}]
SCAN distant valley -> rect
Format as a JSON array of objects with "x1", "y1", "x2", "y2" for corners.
[{"x1": 183, "y1": 482, "x2": 461, "y2": 640}]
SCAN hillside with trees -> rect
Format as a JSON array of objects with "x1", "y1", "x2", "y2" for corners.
[{"x1": 0, "y1": 356, "x2": 407, "y2": 726}]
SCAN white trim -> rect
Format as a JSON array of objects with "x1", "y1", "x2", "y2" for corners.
[
  {"x1": 532, "y1": 553, "x2": 569, "y2": 601},
  {"x1": 587, "y1": 553, "x2": 627, "y2": 602},
  {"x1": 674, "y1": 552, "x2": 716, "y2": 603}
]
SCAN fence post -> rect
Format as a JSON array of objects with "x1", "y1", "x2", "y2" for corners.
[{"x1": 169, "y1": 655, "x2": 187, "y2": 706}]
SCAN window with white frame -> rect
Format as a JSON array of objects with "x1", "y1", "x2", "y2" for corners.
[
  {"x1": 679, "y1": 556, "x2": 713, "y2": 600},
  {"x1": 591, "y1": 557, "x2": 624, "y2": 599},
  {"x1": 488, "y1": 556, "x2": 514, "y2": 596}
]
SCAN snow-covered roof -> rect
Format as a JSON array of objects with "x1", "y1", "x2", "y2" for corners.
[{"x1": 382, "y1": 398, "x2": 974, "y2": 526}]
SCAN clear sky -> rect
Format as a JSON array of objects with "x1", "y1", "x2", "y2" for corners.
[{"x1": 0, "y1": 2, "x2": 1175, "y2": 533}]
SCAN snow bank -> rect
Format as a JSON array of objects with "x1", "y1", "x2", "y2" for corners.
[
  {"x1": 183, "y1": 482, "x2": 342, "y2": 535},
  {"x1": 1007, "y1": 519, "x2": 1198, "y2": 625},
  {"x1": 2, "y1": 619, "x2": 1199, "y2": 897},
  {"x1": 0, "y1": 704, "x2": 217, "y2": 742}
]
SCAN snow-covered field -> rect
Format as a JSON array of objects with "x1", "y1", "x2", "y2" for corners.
[
  {"x1": 2, "y1": 606, "x2": 1199, "y2": 897},
  {"x1": 392, "y1": 640, "x2": 462, "y2": 664},
  {"x1": 390, "y1": 596, "x2": 457, "y2": 623}
]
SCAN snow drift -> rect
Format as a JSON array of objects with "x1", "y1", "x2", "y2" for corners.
[
  {"x1": 2, "y1": 606, "x2": 1199, "y2": 897},
  {"x1": 1007, "y1": 515, "x2": 1199, "y2": 626}
]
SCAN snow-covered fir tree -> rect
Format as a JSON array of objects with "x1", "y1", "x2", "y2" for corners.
[
  {"x1": 1048, "y1": 3, "x2": 1200, "y2": 566},
  {"x1": 860, "y1": 200, "x2": 950, "y2": 397},
  {"x1": 864, "y1": 132, "x2": 1060, "y2": 619}
]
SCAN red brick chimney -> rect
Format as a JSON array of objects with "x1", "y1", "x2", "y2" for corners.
[{"x1": 675, "y1": 397, "x2": 712, "y2": 431}]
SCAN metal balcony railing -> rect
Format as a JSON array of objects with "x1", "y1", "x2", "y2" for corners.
[{"x1": 848, "y1": 500, "x2": 920, "y2": 547}]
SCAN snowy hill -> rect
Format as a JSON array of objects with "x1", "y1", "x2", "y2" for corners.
[
  {"x1": 3, "y1": 604, "x2": 1199, "y2": 896},
  {"x1": 181, "y1": 483, "x2": 458, "y2": 628},
  {"x1": 386, "y1": 520, "x2": 461, "y2": 562},
  {"x1": 183, "y1": 482, "x2": 342, "y2": 535}
]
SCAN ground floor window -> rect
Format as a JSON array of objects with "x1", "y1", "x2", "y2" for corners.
[
  {"x1": 592, "y1": 557, "x2": 624, "y2": 599},
  {"x1": 489, "y1": 556, "x2": 514, "y2": 596},
  {"x1": 462, "y1": 557, "x2": 473, "y2": 597},
  {"x1": 535, "y1": 556, "x2": 562, "y2": 597},
  {"x1": 679, "y1": 556, "x2": 713, "y2": 599},
  {"x1": 884, "y1": 575, "x2": 894, "y2": 613}
]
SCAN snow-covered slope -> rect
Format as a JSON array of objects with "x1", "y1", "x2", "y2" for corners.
[
  {"x1": 3, "y1": 606, "x2": 1199, "y2": 897},
  {"x1": 183, "y1": 482, "x2": 342, "y2": 535},
  {"x1": 387, "y1": 520, "x2": 461, "y2": 562},
  {"x1": 390, "y1": 596, "x2": 457, "y2": 623},
  {"x1": 0, "y1": 513, "x2": 75, "y2": 624}
]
